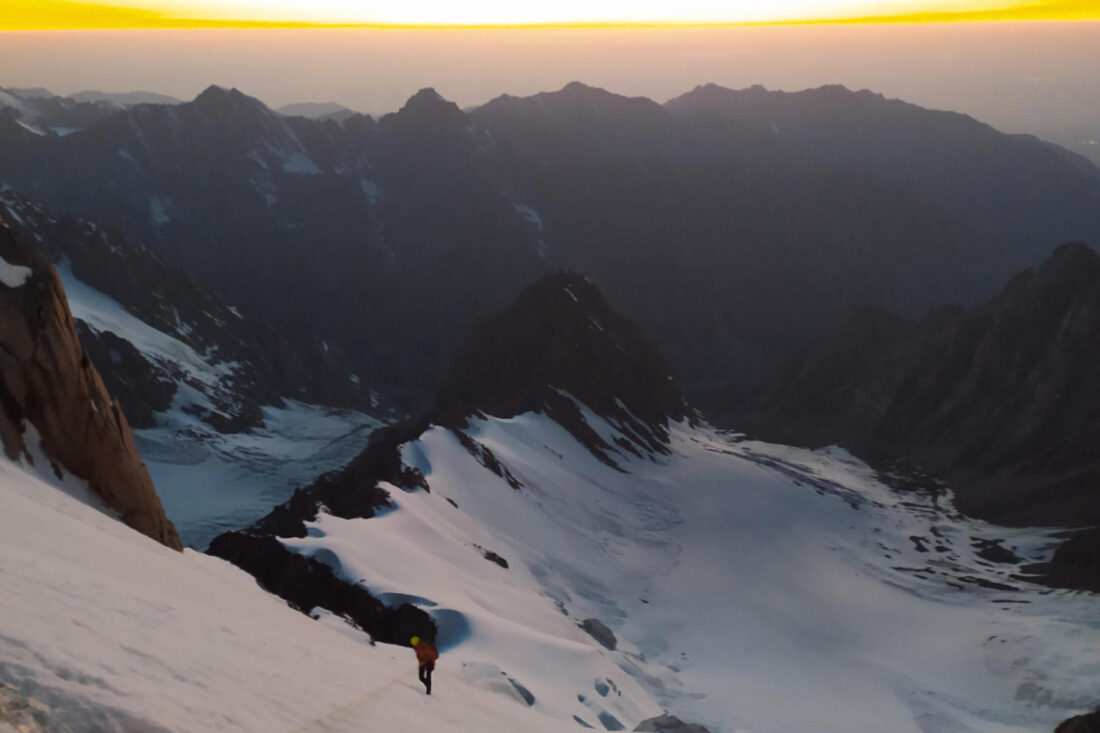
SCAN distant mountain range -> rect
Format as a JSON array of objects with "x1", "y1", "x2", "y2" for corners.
[{"x1": 1, "y1": 81, "x2": 1097, "y2": 412}]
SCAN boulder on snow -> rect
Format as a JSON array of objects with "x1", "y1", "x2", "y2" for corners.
[
  {"x1": 580, "y1": 618, "x2": 617, "y2": 650},
  {"x1": 634, "y1": 714, "x2": 713, "y2": 733},
  {"x1": 0, "y1": 214, "x2": 180, "y2": 550}
]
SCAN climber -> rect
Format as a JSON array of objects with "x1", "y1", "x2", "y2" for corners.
[{"x1": 411, "y1": 636, "x2": 438, "y2": 695}]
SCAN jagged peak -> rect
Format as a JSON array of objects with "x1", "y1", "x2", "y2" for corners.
[
  {"x1": 544, "y1": 81, "x2": 659, "y2": 108},
  {"x1": 408, "y1": 87, "x2": 444, "y2": 102},
  {"x1": 398, "y1": 87, "x2": 459, "y2": 114},
  {"x1": 1043, "y1": 240, "x2": 1099, "y2": 273},
  {"x1": 558, "y1": 80, "x2": 604, "y2": 95},
  {"x1": 191, "y1": 85, "x2": 271, "y2": 115},
  {"x1": 382, "y1": 87, "x2": 466, "y2": 132},
  {"x1": 193, "y1": 84, "x2": 234, "y2": 102},
  {"x1": 435, "y1": 270, "x2": 690, "y2": 465},
  {"x1": 994, "y1": 241, "x2": 1099, "y2": 302}
]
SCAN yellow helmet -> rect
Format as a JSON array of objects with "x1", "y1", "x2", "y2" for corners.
[{"x1": 410, "y1": 636, "x2": 421, "y2": 646}]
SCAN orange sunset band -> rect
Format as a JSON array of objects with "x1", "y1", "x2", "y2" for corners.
[{"x1": 4, "y1": 0, "x2": 1100, "y2": 30}]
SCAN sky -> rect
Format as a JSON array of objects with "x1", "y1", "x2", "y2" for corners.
[
  {"x1": 3, "y1": 0, "x2": 1099, "y2": 27},
  {"x1": 1, "y1": 7, "x2": 1099, "y2": 161}
]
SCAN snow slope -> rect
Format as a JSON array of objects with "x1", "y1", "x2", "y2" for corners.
[
  {"x1": 0, "y1": 452, "x2": 625, "y2": 733},
  {"x1": 2, "y1": 402, "x2": 1096, "y2": 732},
  {"x1": 276, "y1": 411, "x2": 1100, "y2": 733}
]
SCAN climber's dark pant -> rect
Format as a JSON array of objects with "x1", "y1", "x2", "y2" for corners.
[{"x1": 419, "y1": 662, "x2": 434, "y2": 694}]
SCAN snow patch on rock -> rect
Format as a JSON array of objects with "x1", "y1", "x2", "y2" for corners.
[{"x1": 0, "y1": 254, "x2": 31, "y2": 287}]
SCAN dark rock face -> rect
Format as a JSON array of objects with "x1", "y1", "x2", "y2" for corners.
[
  {"x1": 580, "y1": 618, "x2": 617, "y2": 651},
  {"x1": 0, "y1": 213, "x2": 180, "y2": 550},
  {"x1": 0, "y1": 190, "x2": 373, "y2": 432},
  {"x1": 205, "y1": 418, "x2": 431, "y2": 640},
  {"x1": 1028, "y1": 528, "x2": 1100, "y2": 593},
  {"x1": 1056, "y1": 712, "x2": 1100, "y2": 733},
  {"x1": 3, "y1": 82, "x2": 1099, "y2": 403},
  {"x1": 206, "y1": 533, "x2": 435, "y2": 645},
  {"x1": 74, "y1": 324, "x2": 176, "y2": 429},
  {"x1": 436, "y1": 272, "x2": 692, "y2": 465},
  {"x1": 729, "y1": 243, "x2": 1100, "y2": 590},
  {"x1": 478, "y1": 547, "x2": 509, "y2": 569},
  {"x1": 735, "y1": 242, "x2": 1100, "y2": 527},
  {"x1": 634, "y1": 714, "x2": 713, "y2": 733}
]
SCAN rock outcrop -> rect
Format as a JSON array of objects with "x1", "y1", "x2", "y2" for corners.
[
  {"x1": 634, "y1": 715, "x2": 713, "y2": 733},
  {"x1": 580, "y1": 618, "x2": 617, "y2": 651},
  {"x1": 0, "y1": 213, "x2": 180, "y2": 549}
]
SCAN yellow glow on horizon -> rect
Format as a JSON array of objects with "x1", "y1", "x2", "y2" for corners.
[{"x1": 3, "y1": 0, "x2": 1100, "y2": 30}]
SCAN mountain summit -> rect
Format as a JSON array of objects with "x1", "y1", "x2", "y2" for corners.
[{"x1": 436, "y1": 272, "x2": 691, "y2": 461}]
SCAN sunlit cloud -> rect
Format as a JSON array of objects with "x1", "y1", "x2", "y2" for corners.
[{"x1": 3, "y1": 0, "x2": 1099, "y2": 29}]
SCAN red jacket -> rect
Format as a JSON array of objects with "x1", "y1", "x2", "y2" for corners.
[{"x1": 414, "y1": 641, "x2": 438, "y2": 665}]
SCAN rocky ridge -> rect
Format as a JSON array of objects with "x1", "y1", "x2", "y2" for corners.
[{"x1": 208, "y1": 271, "x2": 690, "y2": 642}]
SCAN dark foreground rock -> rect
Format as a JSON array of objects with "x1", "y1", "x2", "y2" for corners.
[
  {"x1": 1027, "y1": 528, "x2": 1100, "y2": 593},
  {"x1": 634, "y1": 714, "x2": 713, "y2": 733},
  {"x1": 1056, "y1": 711, "x2": 1100, "y2": 733},
  {"x1": 206, "y1": 533, "x2": 434, "y2": 645},
  {"x1": 0, "y1": 213, "x2": 180, "y2": 549},
  {"x1": 205, "y1": 419, "x2": 437, "y2": 643}
]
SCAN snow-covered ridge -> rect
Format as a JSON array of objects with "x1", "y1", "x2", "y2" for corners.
[
  {"x1": 213, "y1": 389, "x2": 1099, "y2": 732},
  {"x1": 312, "y1": 411, "x2": 1100, "y2": 731}
]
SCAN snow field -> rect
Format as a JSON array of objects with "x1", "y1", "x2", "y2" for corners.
[
  {"x1": 1, "y1": 393, "x2": 1097, "y2": 732},
  {"x1": 282, "y1": 410, "x2": 1100, "y2": 733},
  {"x1": 0, "y1": 455, "x2": 602, "y2": 733}
]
